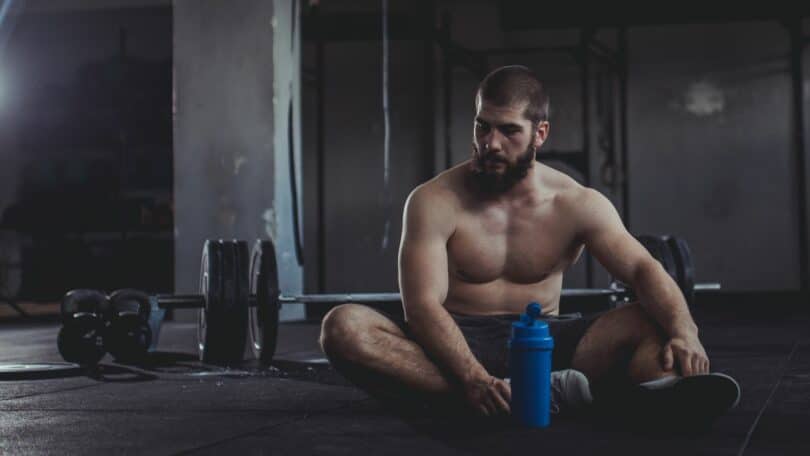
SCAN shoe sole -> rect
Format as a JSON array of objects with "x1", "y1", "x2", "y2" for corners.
[{"x1": 632, "y1": 373, "x2": 741, "y2": 428}]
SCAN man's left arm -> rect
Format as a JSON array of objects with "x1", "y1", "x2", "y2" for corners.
[{"x1": 569, "y1": 188, "x2": 709, "y2": 376}]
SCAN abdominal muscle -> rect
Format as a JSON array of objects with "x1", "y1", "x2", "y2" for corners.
[{"x1": 443, "y1": 272, "x2": 564, "y2": 317}]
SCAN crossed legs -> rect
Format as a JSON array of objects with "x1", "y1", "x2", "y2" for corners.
[{"x1": 319, "y1": 302, "x2": 675, "y2": 403}]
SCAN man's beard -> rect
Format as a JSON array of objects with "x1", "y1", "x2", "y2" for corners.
[{"x1": 472, "y1": 143, "x2": 536, "y2": 194}]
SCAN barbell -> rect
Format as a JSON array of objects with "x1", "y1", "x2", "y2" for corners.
[{"x1": 145, "y1": 235, "x2": 718, "y2": 366}]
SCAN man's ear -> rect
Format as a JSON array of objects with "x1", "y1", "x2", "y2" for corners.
[{"x1": 534, "y1": 121, "x2": 550, "y2": 148}]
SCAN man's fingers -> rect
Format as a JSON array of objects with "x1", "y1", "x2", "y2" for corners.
[
  {"x1": 681, "y1": 353, "x2": 692, "y2": 376},
  {"x1": 679, "y1": 352, "x2": 693, "y2": 376},
  {"x1": 494, "y1": 379, "x2": 511, "y2": 400},
  {"x1": 476, "y1": 397, "x2": 492, "y2": 416},
  {"x1": 699, "y1": 357, "x2": 710, "y2": 374},
  {"x1": 662, "y1": 344, "x2": 674, "y2": 371},
  {"x1": 476, "y1": 379, "x2": 511, "y2": 416},
  {"x1": 481, "y1": 393, "x2": 498, "y2": 416},
  {"x1": 692, "y1": 355, "x2": 703, "y2": 375},
  {"x1": 665, "y1": 338, "x2": 711, "y2": 376},
  {"x1": 490, "y1": 387, "x2": 511, "y2": 414},
  {"x1": 497, "y1": 380, "x2": 512, "y2": 404}
]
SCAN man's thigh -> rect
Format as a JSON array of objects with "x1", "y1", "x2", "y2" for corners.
[
  {"x1": 543, "y1": 312, "x2": 605, "y2": 371},
  {"x1": 570, "y1": 302, "x2": 664, "y2": 380}
]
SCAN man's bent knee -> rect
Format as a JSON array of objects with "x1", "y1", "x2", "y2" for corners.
[
  {"x1": 614, "y1": 302, "x2": 666, "y2": 345},
  {"x1": 319, "y1": 304, "x2": 381, "y2": 363}
]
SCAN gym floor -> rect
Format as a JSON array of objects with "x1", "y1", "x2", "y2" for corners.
[{"x1": 1, "y1": 293, "x2": 808, "y2": 455}]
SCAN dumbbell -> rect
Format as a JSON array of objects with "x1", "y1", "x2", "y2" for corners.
[
  {"x1": 57, "y1": 290, "x2": 108, "y2": 366},
  {"x1": 57, "y1": 289, "x2": 153, "y2": 366}
]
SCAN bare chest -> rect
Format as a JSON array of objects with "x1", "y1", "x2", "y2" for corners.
[{"x1": 447, "y1": 205, "x2": 579, "y2": 284}]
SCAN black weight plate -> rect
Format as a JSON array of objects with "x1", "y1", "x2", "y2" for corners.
[
  {"x1": 232, "y1": 240, "x2": 249, "y2": 361},
  {"x1": 249, "y1": 240, "x2": 280, "y2": 365},
  {"x1": 197, "y1": 240, "x2": 221, "y2": 363},
  {"x1": 197, "y1": 240, "x2": 248, "y2": 365},
  {"x1": 666, "y1": 235, "x2": 696, "y2": 307},
  {"x1": 207, "y1": 239, "x2": 229, "y2": 364}
]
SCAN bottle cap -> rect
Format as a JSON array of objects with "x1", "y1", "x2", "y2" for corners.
[{"x1": 510, "y1": 302, "x2": 554, "y2": 350}]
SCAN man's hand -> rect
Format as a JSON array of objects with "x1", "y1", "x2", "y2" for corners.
[
  {"x1": 463, "y1": 375, "x2": 511, "y2": 416},
  {"x1": 661, "y1": 334, "x2": 709, "y2": 376}
]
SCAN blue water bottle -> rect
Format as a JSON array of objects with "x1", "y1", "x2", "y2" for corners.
[{"x1": 509, "y1": 302, "x2": 554, "y2": 428}]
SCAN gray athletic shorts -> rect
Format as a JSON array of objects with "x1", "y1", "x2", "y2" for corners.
[{"x1": 375, "y1": 308, "x2": 604, "y2": 379}]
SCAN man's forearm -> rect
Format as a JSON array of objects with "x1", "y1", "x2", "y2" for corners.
[
  {"x1": 405, "y1": 303, "x2": 490, "y2": 385},
  {"x1": 633, "y1": 262, "x2": 698, "y2": 338}
]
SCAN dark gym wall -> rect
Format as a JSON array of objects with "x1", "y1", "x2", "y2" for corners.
[
  {"x1": 302, "y1": 40, "x2": 432, "y2": 294},
  {"x1": 798, "y1": 16, "x2": 808, "y2": 289},
  {"x1": 628, "y1": 22, "x2": 802, "y2": 290},
  {"x1": 173, "y1": 0, "x2": 304, "y2": 321},
  {"x1": 0, "y1": 5, "x2": 174, "y2": 298},
  {"x1": 302, "y1": 1, "x2": 435, "y2": 295},
  {"x1": 0, "y1": 6, "x2": 172, "y2": 215}
]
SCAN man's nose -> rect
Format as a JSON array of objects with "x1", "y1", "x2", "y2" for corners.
[{"x1": 483, "y1": 130, "x2": 503, "y2": 152}]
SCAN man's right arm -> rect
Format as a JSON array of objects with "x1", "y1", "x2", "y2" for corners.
[{"x1": 398, "y1": 186, "x2": 510, "y2": 415}]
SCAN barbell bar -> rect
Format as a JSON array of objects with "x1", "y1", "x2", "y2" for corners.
[
  {"x1": 158, "y1": 283, "x2": 721, "y2": 309},
  {"x1": 150, "y1": 236, "x2": 718, "y2": 366}
]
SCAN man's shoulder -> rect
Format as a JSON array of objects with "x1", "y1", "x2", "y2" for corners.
[
  {"x1": 552, "y1": 178, "x2": 609, "y2": 216},
  {"x1": 554, "y1": 182, "x2": 618, "y2": 238},
  {"x1": 403, "y1": 166, "x2": 467, "y2": 239},
  {"x1": 540, "y1": 163, "x2": 585, "y2": 194},
  {"x1": 538, "y1": 164, "x2": 584, "y2": 204},
  {"x1": 407, "y1": 164, "x2": 466, "y2": 210}
]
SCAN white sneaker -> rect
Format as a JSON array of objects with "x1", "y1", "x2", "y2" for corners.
[
  {"x1": 550, "y1": 369, "x2": 593, "y2": 414},
  {"x1": 505, "y1": 369, "x2": 593, "y2": 415}
]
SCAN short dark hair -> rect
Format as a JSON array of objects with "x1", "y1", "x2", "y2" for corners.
[{"x1": 476, "y1": 65, "x2": 549, "y2": 124}]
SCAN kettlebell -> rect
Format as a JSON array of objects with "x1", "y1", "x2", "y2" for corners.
[
  {"x1": 103, "y1": 289, "x2": 152, "y2": 363},
  {"x1": 57, "y1": 289, "x2": 109, "y2": 366}
]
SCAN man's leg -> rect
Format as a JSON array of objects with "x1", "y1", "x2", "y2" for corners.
[
  {"x1": 319, "y1": 304, "x2": 454, "y2": 398},
  {"x1": 570, "y1": 302, "x2": 676, "y2": 387}
]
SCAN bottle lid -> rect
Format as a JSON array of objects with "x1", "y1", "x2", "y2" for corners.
[{"x1": 510, "y1": 302, "x2": 554, "y2": 350}]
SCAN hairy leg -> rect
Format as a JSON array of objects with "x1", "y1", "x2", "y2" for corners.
[
  {"x1": 571, "y1": 302, "x2": 676, "y2": 387},
  {"x1": 319, "y1": 304, "x2": 456, "y2": 400}
]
